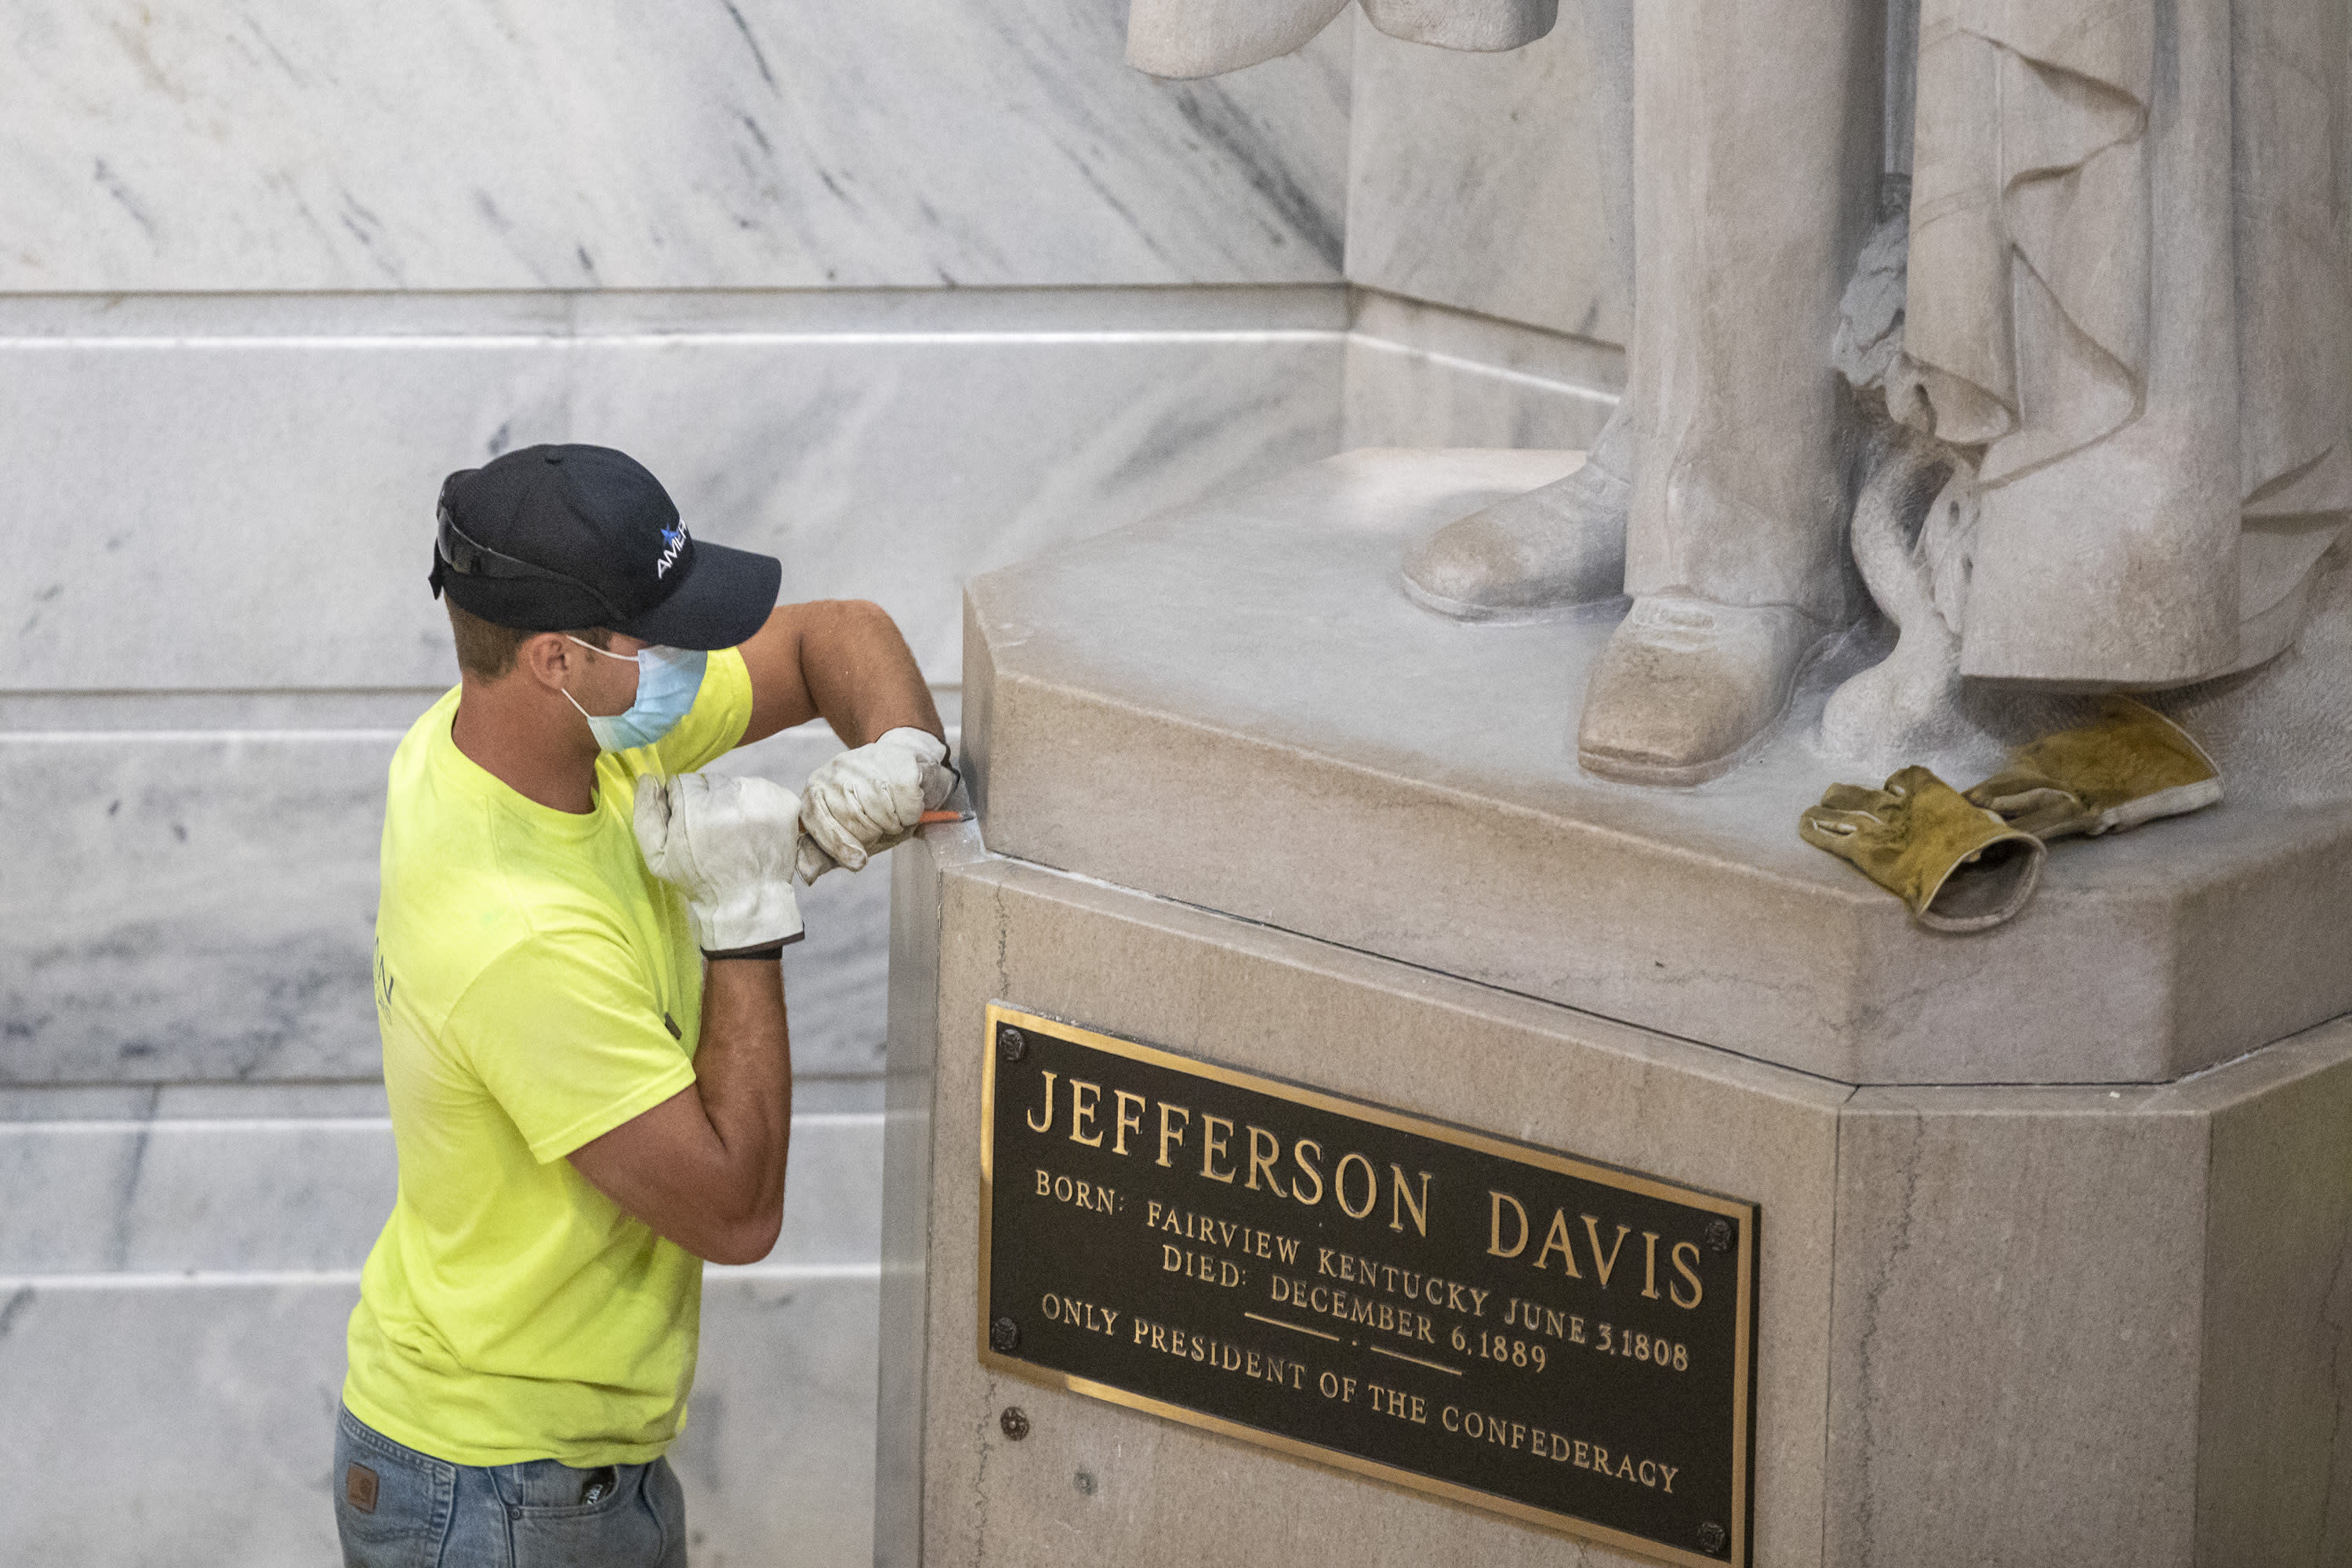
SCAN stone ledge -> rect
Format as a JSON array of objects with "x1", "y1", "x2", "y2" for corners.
[{"x1": 963, "y1": 448, "x2": 2352, "y2": 1085}]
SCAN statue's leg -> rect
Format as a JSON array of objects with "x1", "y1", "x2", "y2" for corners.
[
  {"x1": 1400, "y1": 0, "x2": 1635, "y2": 620},
  {"x1": 1577, "y1": 0, "x2": 1883, "y2": 784},
  {"x1": 1359, "y1": 0, "x2": 1558, "y2": 54}
]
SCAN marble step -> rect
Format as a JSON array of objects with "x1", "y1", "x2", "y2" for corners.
[
  {"x1": 2, "y1": 722, "x2": 911, "y2": 1085},
  {"x1": 0, "y1": 1109, "x2": 884, "y2": 1275},
  {"x1": 0, "y1": 1268, "x2": 879, "y2": 1568},
  {"x1": 0, "y1": 1098, "x2": 889, "y2": 1565},
  {"x1": 0, "y1": 328, "x2": 1340, "y2": 694}
]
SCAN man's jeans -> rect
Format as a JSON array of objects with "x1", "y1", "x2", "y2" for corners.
[{"x1": 334, "y1": 1405, "x2": 688, "y2": 1568}]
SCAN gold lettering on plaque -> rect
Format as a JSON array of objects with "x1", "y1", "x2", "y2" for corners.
[
  {"x1": 1156, "y1": 1102, "x2": 1191, "y2": 1168},
  {"x1": 1244, "y1": 1125, "x2": 1285, "y2": 1196},
  {"x1": 1069, "y1": 1080, "x2": 1104, "y2": 1147},
  {"x1": 984, "y1": 1008, "x2": 1755, "y2": 1557},
  {"x1": 1290, "y1": 1138, "x2": 1326, "y2": 1206},
  {"x1": 1388, "y1": 1166, "x2": 1432, "y2": 1237},
  {"x1": 1038, "y1": 1293, "x2": 1122, "y2": 1335},
  {"x1": 1488, "y1": 1190, "x2": 1529, "y2": 1258},
  {"x1": 1200, "y1": 1114, "x2": 1238, "y2": 1183},
  {"x1": 1583, "y1": 1216, "x2": 1632, "y2": 1287},
  {"x1": 1025, "y1": 1070, "x2": 1058, "y2": 1134},
  {"x1": 1670, "y1": 1240, "x2": 1705, "y2": 1309},
  {"x1": 1534, "y1": 1207, "x2": 1584, "y2": 1277},
  {"x1": 1163, "y1": 1244, "x2": 1246, "y2": 1287},
  {"x1": 1112, "y1": 1090, "x2": 1145, "y2": 1156}
]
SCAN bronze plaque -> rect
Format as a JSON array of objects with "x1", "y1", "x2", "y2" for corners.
[{"x1": 978, "y1": 1004, "x2": 1758, "y2": 1567}]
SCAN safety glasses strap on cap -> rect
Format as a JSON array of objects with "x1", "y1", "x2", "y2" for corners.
[{"x1": 434, "y1": 506, "x2": 630, "y2": 622}]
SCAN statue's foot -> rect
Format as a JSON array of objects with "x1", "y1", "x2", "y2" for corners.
[
  {"x1": 1577, "y1": 596, "x2": 1835, "y2": 786},
  {"x1": 1402, "y1": 457, "x2": 1630, "y2": 621},
  {"x1": 1359, "y1": 0, "x2": 1558, "y2": 52}
]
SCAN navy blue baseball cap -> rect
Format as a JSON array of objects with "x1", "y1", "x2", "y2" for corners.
[{"x1": 430, "y1": 444, "x2": 781, "y2": 650}]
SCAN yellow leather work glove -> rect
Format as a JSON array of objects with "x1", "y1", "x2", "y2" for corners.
[
  {"x1": 1800, "y1": 765, "x2": 2047, "y2": 931},
  {"x1": 1963, "y1": 697, "x2": 2222, "y2": 841}
]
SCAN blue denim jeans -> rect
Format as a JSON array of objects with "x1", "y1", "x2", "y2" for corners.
[{"x1": 334, "y1": 1405, "x2": 688, "y2": 1568}]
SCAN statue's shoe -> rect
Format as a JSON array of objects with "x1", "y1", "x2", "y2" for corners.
[
  {"x1": 1360, "y1": 0, "x2": 1559, "y2": 51},
  {"x1": 1577, "y1": 596, "x2": 1835, "y2": 786},
  {"x1": 1402, "y1": 458, "x2": 1630, "y2": 621}
]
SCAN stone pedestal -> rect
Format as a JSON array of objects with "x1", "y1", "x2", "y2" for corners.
[{"x1": 880, "y1": 451, "x2": 2352, "y2": 1566}]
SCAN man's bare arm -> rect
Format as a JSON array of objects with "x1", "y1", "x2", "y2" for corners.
[
  {"x1": 568, "y1": 956, "x2": 791, "y2": 1265},
  {"x1": 736, "y1": 600, "x2": 943, "y2": 749}
]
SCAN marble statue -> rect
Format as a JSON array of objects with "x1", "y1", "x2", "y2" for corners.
[
  {"x1": 1128, "y1": 0, "x2": 1557, "y2": 76},
  {"x1": 1130, "y1": 0, "x2": 2352, "y2": 787}
]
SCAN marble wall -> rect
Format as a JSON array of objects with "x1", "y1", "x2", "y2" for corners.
[
  {"x1": 0, "y1": 0, "x2": 1349, "y2": 291},
  {"x1": 0, "y1": 2, "x2": 1629, "y2": 1561},
  {"x1": 0, "y1": 1092, "x2": 887, "y2": 1566},
  {"x1": 1343, "y1": 291, "x2": 1621, "y2": 452},
  {"x1": 1345, "y1": 1, "x2": 1634, "y2": 343},
  {"x1": 2, "y1": 723, "x2": 916, "y2": 1087},
  {"x1": 1339, "y1": 3, "x2": 1633, "y2": 454},
  {"x1": 0, "y1": 292, "x2": 1347, "y2": 694}
]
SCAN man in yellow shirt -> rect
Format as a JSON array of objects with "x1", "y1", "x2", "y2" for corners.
[{"x1": 334, "y1": 444, "x2": 950, "y2": 1566}]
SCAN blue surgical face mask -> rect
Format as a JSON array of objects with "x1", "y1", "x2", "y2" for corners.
[{"x1": 562, "y1": 637, "x2": 706, "y2": 753}]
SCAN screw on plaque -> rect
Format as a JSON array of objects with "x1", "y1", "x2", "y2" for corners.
[
  {"x1": 1073, "y1": 1471, "x2": 1097, "y2": 1497},
  {"x1": 999, "y1": 1407, "x2": 1029, "y2": 1441},
  {"x1": 1698, "y1": 1522, "x2": 1727, "y2": 1555},
  {"x1": 990, "y1": 1316, "x2": 1022, "y2": 1353},
  {"x1": 999, "y1": 1026, "x2": 1027, "y2": 1064},
  {"x1": 1705, "y1": 1218, "x2": 1734, "y2": 1254}
]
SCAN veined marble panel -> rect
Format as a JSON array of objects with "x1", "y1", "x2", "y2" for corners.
[
  {"x1": 1342, "y1": 336, "x2": 1617, "y2": 450},
  {"x1": 0, "y1": 723, "x2": 924, "y2": 1083},
  {"x1": 0, "y1": 1081, "x2": 391, "y2": 1122},
  {"x1": 1, "y1": 731, "x2": 391, "y2": 1083},
  {"x1": 0, "y1": 2, "x2": 1347, "y2": 292},
  {"x1": 1351, "y1": 289, "x2": 1626, "y2": 394},
  {"x1": 663, "y1": 1269, "x2": 883, "y2": 1568},
  {"x1": 0, "y1": 1269, "x2": 878, "y2": 1567},
  {"x1": 0, "y1": 329, "x2": 1343, "y2": 691},
  {"x1": 1345, "y1": 0, "x2": 1633, "y2": 342},
  {"x1": 0, "y1": 1112, "x2": 880, "y2": 1275},
  {"x1": 1824, "y1": 1090, "x2": 2207, "y2": 1563},
  {"x1": 0, "y1": 1073, "x2": 879, "y2": 1118},
  {"x1": 1343, "y1": 292, "x2": 1618, "y2": 450},
  {"x1": 0, "y1": 284, "x2": 1353, "y2": 340}
]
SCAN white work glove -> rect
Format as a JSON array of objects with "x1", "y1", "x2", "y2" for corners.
[
  {"x1": 795, "y1": 728, "x2": 955, "y2": 884},
  {"x1": 633, "y1": 773, "x2": 805, "y2": 955}
]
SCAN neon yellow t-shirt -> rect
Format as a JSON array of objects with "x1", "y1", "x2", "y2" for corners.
[{"x1": 343, "y1": 648, "x2": 754, "y2": 1467}]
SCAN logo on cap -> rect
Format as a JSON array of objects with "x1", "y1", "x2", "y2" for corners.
[{"x1": 655, "y1": 524, "x2": 689, "y2": 580}]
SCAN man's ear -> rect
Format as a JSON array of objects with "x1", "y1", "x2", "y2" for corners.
[{"x1": 515, "y1": 632, "x2": 577, "y2": 691}]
